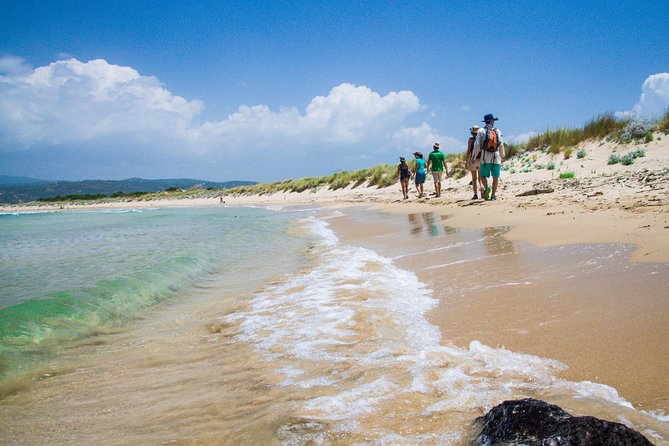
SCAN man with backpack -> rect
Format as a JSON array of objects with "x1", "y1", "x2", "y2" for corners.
[{"x1": 472, "y1": 114, "x2": 505, "y2": 200}]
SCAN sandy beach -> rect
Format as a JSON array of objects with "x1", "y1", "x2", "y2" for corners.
[{"x1": 2, "y1": 136, "x2": 668, "y2": 419}]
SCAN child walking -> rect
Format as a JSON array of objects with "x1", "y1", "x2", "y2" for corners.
[{"x1": 397, "y1": 157, "x2": 411, "y2": 199}]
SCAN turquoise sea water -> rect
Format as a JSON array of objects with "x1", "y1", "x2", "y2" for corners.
[
  {"x1": 0, "y1": 206, "x2": 310, "y2": 381},
  {"x1": 1, "y1": 206, "x2": 667, "y2": 444}
]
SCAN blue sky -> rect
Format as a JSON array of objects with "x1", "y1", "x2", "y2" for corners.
[{"x1": 1, "y1": 0, "x2": 668, "y2": 182}]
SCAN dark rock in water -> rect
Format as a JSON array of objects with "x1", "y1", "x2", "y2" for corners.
[{"x1": 472, "y1": 398, "x2": 653, "y2": 446}]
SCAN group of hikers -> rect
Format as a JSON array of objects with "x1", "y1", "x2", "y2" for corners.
[{"x1": 397, "y1": 113, "x2": 504, "y2": 201}]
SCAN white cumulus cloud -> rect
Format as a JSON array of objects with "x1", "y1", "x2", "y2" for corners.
[
  {"x1": 0, "y1": 57, "x2": 452, "y2": 180},
  {"x1": 618, "y1": 73, "x2": 669, "y2": 119},
  {"x1": 0, "y1": 58, "x2": 439, "y2": 156},
  {"x1": 392, "y1": 122, "x2": 461, "y2": 152},
  {"x1": 0, "y1": 58, "x2": 202, "y2": 149},
  {"x1": 506, "y1": 131, "x2": 538, "y2": 145},
  {"x1": 198, "y1": 83, "x2": 426, "y2": 150},
  {"x1": 0, "y1": 56, "x2": 32, "y2": 76}
]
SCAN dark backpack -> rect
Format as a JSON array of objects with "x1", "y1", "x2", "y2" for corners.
[
  {"x1": 469, "y1": 137, "x2": 481, "y2": 159},
  {"x1": 483, "y1": 128, "x2": 500, "y2": 153}
]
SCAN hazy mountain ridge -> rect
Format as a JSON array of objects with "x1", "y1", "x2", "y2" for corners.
[
  {"x1": 0, "y1": 175, "x2": 51, "y2": 185},
  {"x1": 0, "y1": 177, "x2": 256, "y2": 203}
]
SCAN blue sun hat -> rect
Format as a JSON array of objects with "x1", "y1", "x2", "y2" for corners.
[{"x1": 482, "y1": 114, "x2": 499, "y2": 123}]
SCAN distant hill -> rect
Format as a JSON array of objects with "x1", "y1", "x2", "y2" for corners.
[
  {"x1": 0, "y1": 175, "x2": 51, "y2": 185},
  {"x1": 0, "y1": 177, "x2": 256, "y2": 203}
]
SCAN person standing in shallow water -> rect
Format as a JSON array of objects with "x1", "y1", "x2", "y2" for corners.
[
  {"x1": 473, "y1": 114, "x2": 505, "y2": 200},
  {"x1": 412, "y1": 151, "x2": 426, "y2": 198},
  {"x1": 397, "y1": 157, "x2": 411, "y2": 200},
  {"x1": 426, "y1": 142, "x2": 447, "y2": 197}
]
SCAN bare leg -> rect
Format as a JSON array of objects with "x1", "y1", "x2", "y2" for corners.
[
  {"x1": 470, "y1": 170, "x2": 478, "y2": 195},
  {"x1": 492, "y1": 177, "x2": 499, "y2": 197}
]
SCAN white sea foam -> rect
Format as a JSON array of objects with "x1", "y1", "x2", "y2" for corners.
[
  {"x1": 226, "y1": 216, "x2": 666, "y2": 440},
  {"x1": 321, "y1": 209, "x2": 345, "y2": 219},
  {"x1": 302, "y1": 377, "x2": 400, "y2": 421},
  {"x1": 0, "y1": 210, "x2": 57, "y2": 216},
  {"x1": 392, "y1": 237, "x2": 487, "y2": 260},
  {"x1": 99, "y1": 208, "x2": 145, "y2": 213},
  {"x1": 482, "y1": 281, "x2": 533, "y2": 289},
  {"x1": 426, "y1": 252, "x2": 514, "y2": 270}
]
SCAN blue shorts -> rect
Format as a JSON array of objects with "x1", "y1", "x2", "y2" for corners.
[
  {"x1": 480, "y1": 163, "x2": 501, "y2": 178},
  {"x1": 415, "y1": 172, "x2": 426, "y2": 185}
]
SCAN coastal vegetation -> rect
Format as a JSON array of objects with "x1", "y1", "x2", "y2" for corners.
[
  {"x1": 4, "y1": 110, "x2": 667, "y2": 205},
  {"x1": 36, "y1": 191, "x2": 150, "y2": 202},
  {"x1": 608, "y1": 149, "x2": 646, "y2": 166},
  {"x1": 225, "y1": 163, "x2": 398, "y2": 195},
  {"x1": 508, "y1": 109, "x2": 669, "y2": 157}
]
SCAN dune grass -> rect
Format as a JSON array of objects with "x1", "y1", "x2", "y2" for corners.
[
  {"x1": 225, "y1": 112, "x2": 668, "y2": 197},
  {"x1": 522, "y1": 113, "x2": 629, "y2": 155},
  {"x1": 446, "y1": 153, "x2": 468, "y2": 180},
  {"x1": 511, "y1": 111, "x2": 669, "y2": 161},
  {"x1": 657, "y1": 109, "x2": 669, "y2": 133},
  {"x1": 224, "y1": 154, "x2": 478, "y2": 197},
  {"x1": 224, "y1": 163, "x2": 398, "y2": 196}
]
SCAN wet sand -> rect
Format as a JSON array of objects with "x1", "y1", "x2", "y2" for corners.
[{"x1": 326, "y1": 206, "x2": 669, "y2": 413}]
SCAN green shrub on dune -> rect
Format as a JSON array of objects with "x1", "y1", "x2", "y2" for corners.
[
  {"x1": 608, "y1": 154, "x2": 621, "y2": 165},
  {"x1": 620, "y1": 154, "x2": 635, "y2": 166},
  {"x1": 608, "y1": 149, "x2": 645, "y2": 166}
]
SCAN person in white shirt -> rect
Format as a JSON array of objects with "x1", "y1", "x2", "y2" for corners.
[{"x1": 472, "y1": 114, "x2": 505, "y2": 200}]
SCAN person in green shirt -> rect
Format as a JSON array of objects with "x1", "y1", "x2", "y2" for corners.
[{"x1": 426, "y1": 142, "x2": 448, "y2": 197}]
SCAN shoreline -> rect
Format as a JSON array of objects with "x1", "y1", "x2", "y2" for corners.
[
  {"x1": 3, "y1": 136, "x2": 668, "y2": 262},
  {"x1": 323, "y1": 207, "x2": 669, "y2": 412},
  {"x1": 7, "y1": 187, "x2": 666, "y2": 408}
]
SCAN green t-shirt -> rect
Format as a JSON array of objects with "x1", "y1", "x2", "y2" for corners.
[{"x1": 428, "y1": 150, "x2": 445, "y2": 171}]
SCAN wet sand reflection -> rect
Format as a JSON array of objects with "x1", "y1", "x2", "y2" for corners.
[
  {"x1": 482, "y1": 226, "x2": 517, "y2": 256},
  {"x1": 407, "y1": 212, "x2": 458, "y2": 237}
]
